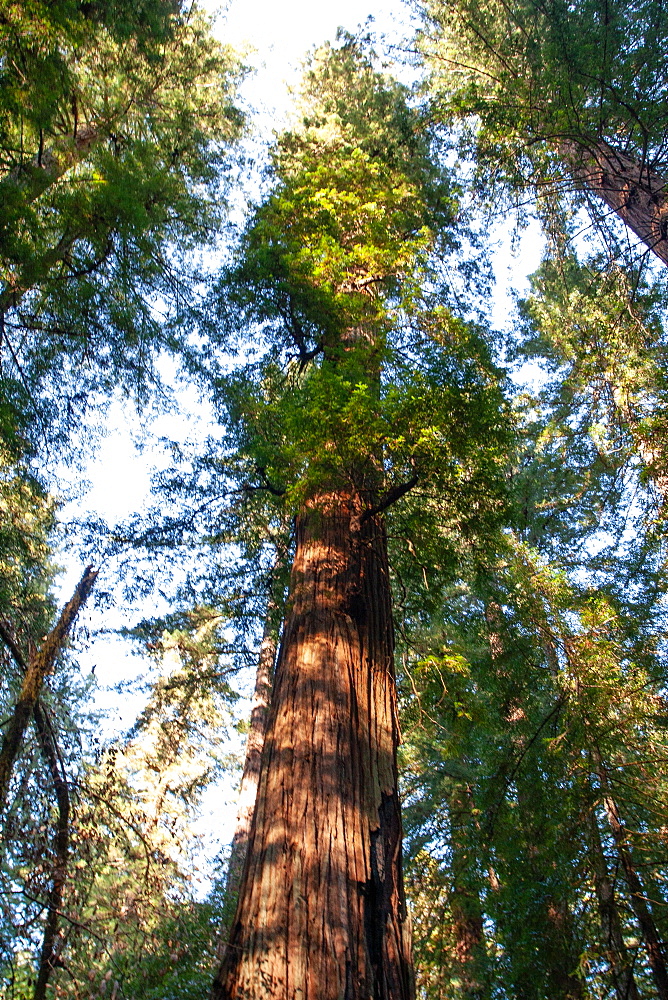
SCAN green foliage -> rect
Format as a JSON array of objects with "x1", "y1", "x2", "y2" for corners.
[
  {"x1": 210, "y1": 36, "x2": 511, "y2": 565},
  {"x1": 519, "y1": 252, "x2": 668, "y2": 504},
  {"x1": 0, "y1": 611, "x2": 238, "y2": 999},
  {"x1": 0, "y1": 6, "x2": 245, "y2": 994},
  {"x1": 6, "y1": 8, "x2": 668, "y2": 1000},
  {"x1": 417, "y1": 0, "x2": 668, "y2": 240},
  {"x1": 218, "y1": 35, "x2": 458, "y2": 348},
  {"x1": 401, "y1": 535, "x2": 655, "y2": 995},
  {"x1": 398, "y1": 327, "x2": 668, "y2": 997},
  {"x1": 0, "y1": 0, "x2": 243, "y2": 452}
]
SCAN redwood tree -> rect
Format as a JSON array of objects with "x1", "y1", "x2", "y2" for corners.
[{"x1": 210, "y1": 37, "x2": 508, "y2": 1000}]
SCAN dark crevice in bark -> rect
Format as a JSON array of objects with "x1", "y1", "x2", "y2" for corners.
[
  {"x1": 366, "y1": 791, "x2": 411, "y2": 1000},
  {"x1": 212, "y1": 499, "x2": 413, "y2": 1000}
]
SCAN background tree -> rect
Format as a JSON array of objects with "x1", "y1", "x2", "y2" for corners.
[
  {"x1": 0, "y1": 3, "x2": 245, "y2": 995},
  {"x1": 398, "y1": 228, "x2": 668, "y2": 998},
  {"x1": 417, "y1": 0, "x2": 668, "y2": 265},
  {"x1": 0, "y1": 0, "x2": 243, "y2": 461},
  {"x1": 0, "y1": 607, "x2": 239, "y2": 1000}
]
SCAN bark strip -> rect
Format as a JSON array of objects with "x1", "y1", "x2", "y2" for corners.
[
  {"x1": 32, "y1": 701, "x2": 70, "y2": 1000},
  {"x1": 216, "y1": 604, "x2": 277, "y2": 960},
  {"x1": 212, "y1": 495, "x2": 413, "y2": 1000}
]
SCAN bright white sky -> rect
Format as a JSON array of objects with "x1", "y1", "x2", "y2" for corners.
[
  {"x1": 62, "y1": 0, "x2": 422, "y2": 650},
  {"x1": 217, "y1": 0, "x2": 415, "y2": 117},
  {"x1": 61, "y1": 0, "x2": 542, "y2": 714}
]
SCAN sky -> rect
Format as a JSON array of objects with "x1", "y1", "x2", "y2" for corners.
[
  {"x1": 60, "y1": 0, "x2": 543, "y2": 720},
  {"x1": 61, "y1": 0, "x2": 419, "y2": 640},
  {"x1": 62, "y1": 0, "x2": 419, "y2": 533},
  {"x1": 216, "y1": 0, "x2": 416, "y2": 117}
]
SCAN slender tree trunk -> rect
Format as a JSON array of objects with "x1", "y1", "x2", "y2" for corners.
[
  {"x1": 543, "y1": 899, "x2": 584, "y2": 1000},
  {"x1": 589, "y1": 807, "x2": 640, "y2": 1000},
  {"x1": 0, "y1": 565, "x2": 97, "y2": 812},
  {"x1": 212, "y1": 492, "x2": 414, "y2": 1000},
  {"x1": 595, "y1": 759, "x2": 668, "y2": 1000},
  {"x1": 448, "y1": 786, "x2": 487, "y2": 1000},
  {"x1": 216, "y1": 603, "x2": 278, "y2": 960},
  {"x1": 32, "y1": 701, "x2": 70, "y2": 1000},
  {"x1": 560, "y1": 138, "x2": 668, "y2": 266}
]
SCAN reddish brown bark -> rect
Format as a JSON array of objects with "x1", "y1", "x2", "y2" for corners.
[
  {"x1": 212, "y1": 493, "x2": 413, "y2": 1000},
  {"x1": 561, "y1": 139, "x2": 668, "y2": 266},
  {"x1": 544, "y1": 900, "x2": 585, "y2": 1000}
]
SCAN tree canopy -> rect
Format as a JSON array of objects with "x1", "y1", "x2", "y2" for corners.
[{"x1": 2, "y1": 5, "x2": 668, "y2": 1000}]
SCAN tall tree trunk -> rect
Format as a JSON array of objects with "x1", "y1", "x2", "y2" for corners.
[
  {"x1": 485, "y1": 605, "x2": 582, "y2": 998},
  {"x1": 589, "y1": 806, "x2": 640, "y2": 1000},
  {"x1": 560, "y1": 139, "x2": 668, "y2": 267},
  {"x1": 595, "y1": 758, "x2": 668, "y2": 1000},
  {"x1": 212, "y1": 493, "x2": 414, "y2": 1000},
  {"x1": 216, "y1": 602, "x2": 278, "y2": 960},
  {"x1": 543, "y1": 899, "x2": 584, "y2": 1000},
  {"x1": 0, "y1": 564, "x2": 97, "y2": 812}
]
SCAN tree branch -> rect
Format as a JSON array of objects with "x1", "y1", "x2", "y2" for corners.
[
  {"x1": 360, "y1": 474, "x2": 419, "y2": 524},
  {"x1": 0, "y1": 619, "x2": 26, "y2": 672},
  {"x1": 0, "y1": 565, "x2": 98, "y2": 812}
]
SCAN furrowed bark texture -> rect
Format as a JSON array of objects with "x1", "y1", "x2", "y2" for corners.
[
  {"x1": 561, "y1": 139, "x2": 668, "y2": 266},
  {"x1": 213, "y1": 494, "x2": 413, "y2": 1000}
]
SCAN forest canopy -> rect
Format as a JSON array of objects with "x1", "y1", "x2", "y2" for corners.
[{"x1": 2, "y1": 3, "x2": 668, "y2": 1000}]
